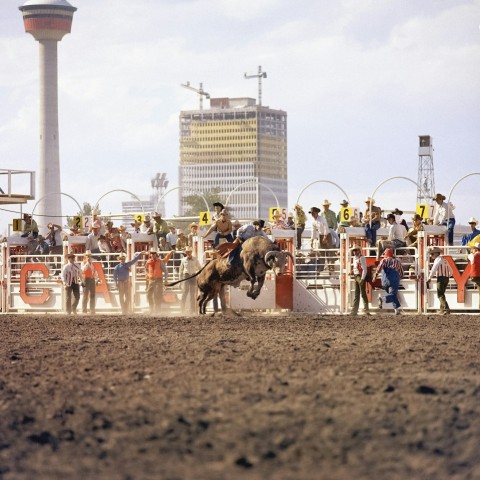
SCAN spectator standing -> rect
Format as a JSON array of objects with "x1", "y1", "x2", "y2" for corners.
[
  {"x1": 468, "y1": 243, "x2": 480, "y2": 310},
  {"x1": 61, "y1": 253, "x2": 82, "y2": 315},
  {"x1": 426, "y1": 247, "x2": 453, "y2": 315},
  {"x1": 294, "y1": 204, "x2": 307, "y2": 250},
  {"x1": 188, "y1": 222, "x2": 199, "y2": 247},
  {"x1": 433, "y1": 193, "x2": 456, "y2": 246},
  {"x1": 140, "y1": 215, "x2": 153, "y2": 234},
  {"x1": 81, "y1": 251, "x2": 99, "y2": 314},
  {"x1": 461, "y1": 217, "x2": 480, "y2": 246},
  {"x1": 320, "y1": 200, "x2": 337, "y2": 230},
  {"x1": 45, "y1": 223, "x2": 63, "y2": 247},
  {"x1": 349, "y1": 247, "x2": 371, "y2": 316},
  {"x1": 166, "y1": 224, "x2": 178, "y2": 249},
  {"x1": 309, "y1": 207, "x2": 330, "y2": 250},
  {"x1": 179, "y1": 246, "x2": 201, "y2": 314},
  {"x1": 113, "y1": 251, "x2": 142, "y2": 314},
  {"x1": 391, "y1": 208, "x2": 409, "y2": 231},
  {"x1": 374, "y1": 248, "x2": 404, "y2": 315},
  {"x1": 85, "y1": 221, "x2": 101, "y2": 253},
  {"x1": 145, "y1": 249, "x2": 167, "y2": 314}
]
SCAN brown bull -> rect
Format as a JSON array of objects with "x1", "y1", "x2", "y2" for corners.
[{"x1": 166, "y1": 236, "x2": 293, "y2": 314}]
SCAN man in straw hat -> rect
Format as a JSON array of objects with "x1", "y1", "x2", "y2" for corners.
[
  {"x1": 145, "y1": 248, "x2": 168, "y2": 314},
  {"x1": 349, "y1": 246, "x2": 371, "y2": 316},
  {"x1": 293, "y1": 204, "x2": 307, "y2": 250},
  {"x1": 468, "y1": 242, "x2": 480, "y2": 310},
  {"x1": 461, "y1": 217, "x2": 480, "y2": 246},
  {"x1": 320, "y1": 199, "x2": 337, "y2": 230},
  {"x1": 21, "y1": 213, "x2": 39, "y2": 239},
  {"x1": 432, "y1": 193, "x2": 456, "y2": 246},
  {"x1": 81, "y1": 250, "x2": 99, "y2": 314},
  {"x1": 337, "y1": 199, "x2": 350, "y2": 233},
  {"x1": 270, "y1": 210, "x2": 289, "y2": 230},
  {"x1": 61, "y1": 253, "x2": 82, "y2": 315},
  {"x1": 113, "y1": 250, "x2": 143, "y2": 314},
  {"x1": 179, "y1": 246, "x2": 201, "y2": 314},
  {"x1": 426, "y1": 246, "x2": 453, "y2": 315}
]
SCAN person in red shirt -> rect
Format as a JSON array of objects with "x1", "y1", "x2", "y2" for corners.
[
  {"x1": 468, "y1": 242, "x2": 480, "y2": 309},
  {"x1": 146, "y1": 249, "x2": 167, "y2": 314},
  {"x1": 81, "y1": 250, "x2": 99, "y2": 314}
]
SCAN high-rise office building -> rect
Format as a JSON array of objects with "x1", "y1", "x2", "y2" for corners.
[{"x1": 179, "y1": 97, "x2": 287, "y2": 220}]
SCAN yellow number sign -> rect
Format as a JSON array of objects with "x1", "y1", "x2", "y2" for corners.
[
  {"x1": 73, "y1": 216, "x2": 83, "y2": 229},
  {"x1": 269, "y1": 207, "x2": 281, "y2": 222},
  {"x1": 416, "y1": 204, "x2": 430, "y2": 219},
  {"x1": 340, "y1": 207, "x2": 353, "y2": 223},
  {"x1": 13, "y1": 218, "x2": 23, "y2": 232},
  {"x1": 199, "y1": 211, "x2": 210, "y2": 226},
  {"x1": 134, "y1": 213, "x2": 144, "y2": 224}
]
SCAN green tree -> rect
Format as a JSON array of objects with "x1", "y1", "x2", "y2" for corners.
[{"x1": 182, "y1": 187, "x2": 223, "y2": 217}]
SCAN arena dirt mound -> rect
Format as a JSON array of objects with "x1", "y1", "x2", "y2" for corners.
[{"x1": 1, "y1": 314, "x2": 479, "y2": 480}]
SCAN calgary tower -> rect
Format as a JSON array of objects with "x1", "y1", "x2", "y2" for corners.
[{"x1": 19, "y1": 0, "x2": 76, "y2": 231}]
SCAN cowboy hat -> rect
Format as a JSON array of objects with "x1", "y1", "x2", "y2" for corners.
[
  {"x1": 340, "y1": 199, "x2": 348, "y2": 206},
  {"x1": 152, "y1": 212, "x2": 161, "y2": 218},
  {"x1": 309, "y1": 207, "x2": 320, "y2": 214},
  {"x1": 184, "y1": 246, "x2": 193, "y2": 253},
  {"x1": 429, "y1": 247, "x2": 442, "y2": 254},
  {"x1": 213, "y1": 202, "x2": 224, "y2": 209},
  {"x1": 468, "y1": 217, "x2": 478, "y2": 224},
  {"x1": 273, "y1": 210, "x2": 282, "y2": 217},
  {"x1": 189, "y1": 222, "x2": 198, "y2": 228},
  {"x1": 84, "y1": 250, "x2": 92, "y2": 257},
  {"x1": 322, "y1": 200, "x2": 331, "y2": 206},
  {"x1": 118, "y1": 225, "x2": 126, "y2": 231},
  {"x1": 118, "y1": 252, "x2": 127, "y2": 259},
  {"x1": 412, "y1": 213, "x2": 422, "y2": 221},
  {"x1": 67, "y1": 252, "x2": 75, "y2": 259},
  {"x1": 433, "y1": 193, "x2": 446, "y2": 201},
  {"x1": 392, "y1": 208, "x2": 403, "y2": 215},
  {"x1": 364, "y1": 197, "x2": 375, "y2": 204},
  {"x1": 150, "y1": 248, "x2": 158, "y2": 254}
]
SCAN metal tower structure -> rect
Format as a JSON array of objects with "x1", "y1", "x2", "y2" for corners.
[
  {"x1": 244, "y1": 65, "x2": 267, "y2": 106},
  {"x1": 19, "y1": 0, "x2": 77, "y2": 232},
  {"x1": 417, "y1": 135, "x2": 435, "y2": 205},
  {"x1": 181, "y1": 82, "x2": 210, "y2": 110}
]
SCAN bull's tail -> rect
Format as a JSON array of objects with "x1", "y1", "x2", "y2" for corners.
[{"x1": 164, "y1": 262, "x2": 209, "y2": 287}]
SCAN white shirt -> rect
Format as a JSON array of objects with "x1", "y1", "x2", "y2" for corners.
[
  {"x1": 179, "y1": 255, "x2": 201, "y2": 277},
  {"x1": 237, "y1": 224, "x2": 268, "y2": 241},
  {"x1": 62, "y1": 262, "x2": 82, "y2": 286},
  {"x1": 388, "y1": 222, "x2": 407, "y2": 242},
  {"x1": 352, "y1": 254, "x2": 367, "y2": 280},
  {"x1": 311, "y1": 216, "x2": 329, "y2": 239},
  {"x1": 433, "y1": 201, "x2": 455, "y2": 225}
]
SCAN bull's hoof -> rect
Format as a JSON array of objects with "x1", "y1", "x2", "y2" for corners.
[
  {"x1": 246, "y1": 291, "x2": 254, "y2": 298},
  {"x1": 250, "y1": 292, "x2": 259, "y2": 300}
]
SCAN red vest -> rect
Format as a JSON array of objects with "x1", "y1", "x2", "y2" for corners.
[{"x1": 471, "y1": 253, "x2": 480, "y2": 277}]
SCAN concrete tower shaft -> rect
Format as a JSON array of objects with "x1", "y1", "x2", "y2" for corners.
[{"x1": 19, "y1": 0, "x2": 76, "y2": 231}]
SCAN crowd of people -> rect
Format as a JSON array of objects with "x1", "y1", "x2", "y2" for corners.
[{"x1": 5, "y1": 194, "x2": 480, "y2": 316}]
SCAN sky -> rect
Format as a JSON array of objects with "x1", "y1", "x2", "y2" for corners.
[{"x1": 1, "y1": 0, "x2": 480, "y2": 234}]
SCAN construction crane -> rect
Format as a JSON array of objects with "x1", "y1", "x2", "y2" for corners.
[
  {"x1": 181, "y1": 81, "x2": 210, "y2": 110},
  {"x1": 244, "y1": 65, "x2": 267, "y2": 106}
]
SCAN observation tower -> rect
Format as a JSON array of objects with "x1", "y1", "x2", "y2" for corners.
[{"x1": 19, "y1": 0, "x2": 77, "y2": 231}]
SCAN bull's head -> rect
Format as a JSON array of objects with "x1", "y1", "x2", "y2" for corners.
[{"x1": 264, "y1": 250, "x2": 294, "y2": 275}]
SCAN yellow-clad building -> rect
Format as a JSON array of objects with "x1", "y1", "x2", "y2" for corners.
[{"x1": 179, "y1": 97, "x2": 287, "y2": 220}]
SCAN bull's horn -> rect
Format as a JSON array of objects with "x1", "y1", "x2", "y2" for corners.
[{"x1": 264, "y1": 250, "x2": 279, "y2": 264}]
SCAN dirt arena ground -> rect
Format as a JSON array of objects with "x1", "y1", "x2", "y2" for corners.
[{"x1": 1, "y1": 313, "x2": 479, "y2": 480}]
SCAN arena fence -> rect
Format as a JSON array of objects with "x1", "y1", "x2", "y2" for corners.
[{"x1": 0, "y1": 225, "x2": 478, "y2": 314}]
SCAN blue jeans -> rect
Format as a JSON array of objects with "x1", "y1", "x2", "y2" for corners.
[
  {"x1": 365, "y1": 221, "x2": 380, "y2": 246},
  {"x1": 382, "y1": 269, "x2": 401, "y2": 309},
  {"x1": 214, "y1": 232, "x2": 233, "y2": 248},
  {"x1": 443, "y1": 218, "x2": 455, "y2": 246}
]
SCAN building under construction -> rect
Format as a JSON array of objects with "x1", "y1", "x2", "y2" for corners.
[{"x1": 178, "y1": 97, "x2": 288, "y2": 219}]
